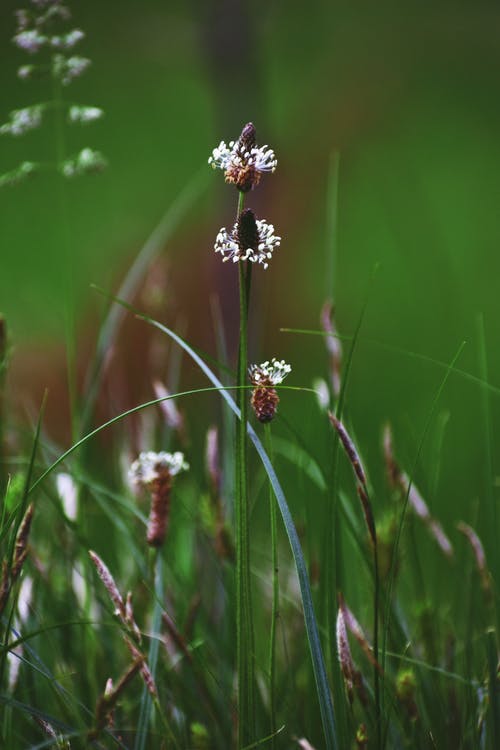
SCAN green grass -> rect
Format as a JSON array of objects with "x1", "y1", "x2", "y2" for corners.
[
  {"x1": 1, "y1": 4, "x2": 500, "y2": 745},
  {"x1": 2, "y1": 199, "x2": 499, "y2": 746}
]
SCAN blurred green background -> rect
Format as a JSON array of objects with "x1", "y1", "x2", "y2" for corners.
[{"x1": 1, "y1": 0, "x2": 500, "y2": 528}]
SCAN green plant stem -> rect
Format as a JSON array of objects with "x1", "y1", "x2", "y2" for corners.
[
  {"x1": 0, "y1": 316, "x2": 7, "y2": 495},
  {"x1": 380, "y1": 342, "x2": 465, "y2": 748},
  {"x1": 134, "y1": 549, "x2": 178, "y2": 750},
  {"x1": 236, "y1": 191, "x2": 255, "y2": 746},
  {"x1": 27, "y1": 297, "x2": 338, "y2": 749},
  {"x1": 264, "y1": 423, "x2": 278, "y2": 747},
  {"x1": 476, "y1": 314, "x2": 499, "y2": 634},
  {"x1": 51, "y1": 68, "x2": 78, "y2": 442},
  {"x1": 372, "y1": 533, "x2": 381, "y2": 750}
]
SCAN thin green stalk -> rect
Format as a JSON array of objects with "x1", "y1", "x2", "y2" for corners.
[
  {"x1": 264, "y1": 423, "x2": 278, "y2": 747},
  {"x1": 236, "y1": 191, "x2": 255, "y2": 745},
  {"x1": 476, "y1": 313, "x2": 499, "y2": 633},
  {"x1": 324, "y1": 275, "x2": 374, "y2": 747},
  {"x1": 380, "y1": 342, "x2": 465, "y2": 748},
  {"x1": 31, "y1": 293, "x2": 338, "y2": 749},
  {"x1": 51, "y1": 67, "x2": 78, "y2": 442},
  {"x1": 134, "y1": 549, "x2": 178, "y2": 750},
  {"x1": 0, "y1": 392, "x2": 46, "y2": 690},
  {"x1": 372, "y1": 531, "x2": 381, "y2": 750},
  {"x1": 0, "y1": 315, "x2": 7, "y2": 495}
]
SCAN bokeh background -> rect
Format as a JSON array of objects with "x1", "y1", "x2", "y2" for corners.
[{"x1": 1, "y1": 0, "x2": 500, "y2": 535}]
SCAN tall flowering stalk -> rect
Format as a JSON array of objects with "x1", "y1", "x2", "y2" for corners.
[
  {"x1": 329, "y1": 413, "x2": 381, "y2": 748},
  {"x1": 209, "y1": 122, "x2": 278, "y2": 745},
  {"x1": 129, "y1": 451, "x2": 189, "y2": 547},
  {"x1": 128, "y1": 450, "x2": 188, "y2": 749},
  {"x1": 0, "y1": 316, "x2": 7, "y2": 496},
  {"x1": 249, "y1": 358, "x2": 291, "y2": 746}
]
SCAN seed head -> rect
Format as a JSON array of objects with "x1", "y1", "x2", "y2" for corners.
[
  {"x1": 88, "y1": 550, "x2": 126, "y2": 620},
  {"x1": 457, "y1": 521, "x2": 491, "y2": 595},
  {"x1": 208, "y1": 122, "x2": 277, "y2": 192},
  {"x1": 237, "y1": 122, "x2": 257, "y2": 153},
  {"x1": 214, "y1": 210, "x2": 281, "y2": 269},
  {"x1": 328, "y1": 412, "x2": 367, "y2": 487},
  {"x1": 336, "y1": 606, "x2": 354, "y2": 702},
  {"x1": 12, "y1": 504, "x2": 34, "y2": 579},
  {"x1": 129, "y1": 451, "x2": 188, "y2": 547},
  {"x1": 128, "y1": 451, "x2": 189, "y2": 487},
  {"x1": 205, "y1": 426, "x2": 220, "y2": 495},
  {"x1": 321, "y1": 300, "x2": 342, "y2": 399},
  {"x1": 248, "y1": 358, "x2": 291, "y2": 387},
  {"x1": 237, "y1": 208, "x2": 260, "y2": 252},
  {"x1": 248, "y1": 358, "x2": 291, "y2": 423},
  {"x1": 125, "y1": 637, "x2": 157, "y2": 697}
]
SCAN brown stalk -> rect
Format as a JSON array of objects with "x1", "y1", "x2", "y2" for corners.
[{"x1": 328, "y1": 412, "x2": 367, "y2": 487}]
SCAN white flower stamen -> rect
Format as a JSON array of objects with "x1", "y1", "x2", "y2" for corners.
[
  {"x1": 248, "y1": 358, "x2": 292, "y2": 386},
  {"x1": 214, "y1": 219, "x2": 281, "y2": 270},
  {"x1": 208, "y1": 124, "x2": 277, "y2": 191},
  {"x1": 128, "y1": 451, "x2": 189, "y2": 488},
  {"x1": 208, "y1": 141, "x2": 277, "y2": 174}
]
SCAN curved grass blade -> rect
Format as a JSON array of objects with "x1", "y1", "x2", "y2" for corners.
[
  {"x1": 86, "y1": 289, "x2": 338, "y2": 747},
  {"x1": 124, "y1": 310, "x2": 339, "y2": 750},
  {"x1": 271, "y1": 435, "x2": 327, "y2": 492},
  {"x1": 281, "y1": 328, "x2": 500, "y2": 398},
  {"x1": 28, "y1": 386, "x2": 244, "y2": 496},
  {"x1": 134, "y1": 557, "x2": 176, "y2": 750},
  {"x1": 321, "y1": 266, "x2": 377, "y2": 747},
  {"x1": 241, "y1": 723, "x2": 285, "y2": 749},
  {"x1": 0, "y1": 695, "x2": 129, "y2": 750},
  {"x1": 0, "y1": 392, "x2": 47, "y2": 689},
  {"x1": 24, "y1": 307, "x2": 338, "y2": 746}
]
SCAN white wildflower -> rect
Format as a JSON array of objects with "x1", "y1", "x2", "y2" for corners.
[
  {"x1": 128, "y1": 451, "x2": 189, "y2": 488},
  {"x1": 61, "y1": 147, "x2": 107, "y2": 177},
  {"x1": 50, "y1": 29, "x2": 85, "y2": 50},
  {"x1": 68, "y1": 105, "x2": 104, "y2": 124},
  {"x1": 208, "y1": 122, "x2": 277, "y2": 191},
  {"x1": 214, "y1": 208, "x2": 280, "y2": 270},
  {"x1": 0, "y1": 105, "x2": 44, "y2": 136},
  {"x1": 13, "y1": 29, "x2": 47, "y2": 54}
]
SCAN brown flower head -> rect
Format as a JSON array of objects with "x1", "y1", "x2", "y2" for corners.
[
  {"x1": 248, "y1": 358, "x2": 291, "y2": 423},
  {"x1": 208, "y1": 122, "x2": 277, "y2": 192},
  {"x1": 214, "y1": 208, "x2": 281, "y2": 269},
  {"x1": 129, "y1": 451, "x2": 188, "y2": 547}
]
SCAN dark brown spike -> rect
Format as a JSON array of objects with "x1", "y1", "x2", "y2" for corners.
[
  {"x1": 12, "y1": 504, "x2": 34, "y2": 580},
  {"x1": 251, "y1": 386, "x2": 280, "y2": 423},
  {"x1": 146, "y1": 471, "x2": 172, "y2": 547},
  {"x1": 328, "y1": 412, "x2": 367, "y2": 486},
  {"x1": 237, "y1": 122, "x2": 256, "y2": 153},
  {"x1": 357, "y1": 485, "x2": 376, "y2": 546},
  {"x1": 237, "y1": 208, "x2": 259, "y2": 251}
]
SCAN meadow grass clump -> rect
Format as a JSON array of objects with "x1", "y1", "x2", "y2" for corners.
[{"x1": 1, "y1": 7, "x2": 500, "y2": 749}]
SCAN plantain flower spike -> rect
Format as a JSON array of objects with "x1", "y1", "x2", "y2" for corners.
[
  {"x1": 214, "y1": 208, "x2": 281, "y2": 269},
  {"x1": 208, "y1": 122, "x2": 277, "y2": 192},
  {"x1": 248, "y1": 358, "x2": 291, "y2": 423},
  {"x1": 129, "y1": 451, "x2": 189, "y2": 547}
]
